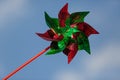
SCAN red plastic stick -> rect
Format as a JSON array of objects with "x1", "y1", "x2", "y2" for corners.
[{"x1": 2, "y1": 46, "x2": 50, "y2": 80}]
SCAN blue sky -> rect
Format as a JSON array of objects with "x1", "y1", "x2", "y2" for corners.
[{"x1": 0, "y1": 0, "x2": 120, "y2": 80}]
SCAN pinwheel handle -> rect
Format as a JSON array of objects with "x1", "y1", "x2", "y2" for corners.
[{"x1": 2, "y1": 46, "x2": 50, "y2": 80}]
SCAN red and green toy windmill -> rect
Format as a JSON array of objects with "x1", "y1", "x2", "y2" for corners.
[
  {"x1": 36, "y1": 3, "x2": 99, "y2": 63},
  {"x1": 3, "y1": 3, "x2": 99, "y2": 80}
]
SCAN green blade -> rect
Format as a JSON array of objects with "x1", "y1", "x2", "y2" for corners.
[
  {"x1": 46, "y1": 48, "x2": 62, "y2": 55},
  {"x1": 70, "y1": 11, "x2": 89, "y2": 24},
  {"x1": 44, "y1": 12, "x2": 60, "y2": 33},
  {"x1": 77, "y1": 32, "x2": 91, "y2": 54}
]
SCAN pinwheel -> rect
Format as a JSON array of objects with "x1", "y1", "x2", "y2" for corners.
[
  {"x1": 37, "y1": 3, "x2": 99, "y2": 63},
  {"x1": 3, "y1": 3, "x2": 99, "y2": 80}
]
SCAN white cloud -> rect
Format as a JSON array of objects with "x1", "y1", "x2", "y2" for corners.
[
  {"x1": 54, "y1": 70, "x2": 84, "y2": 80},
  {"x1": 86, "y1": 43, "x2": 120, "y2": 72},
  {"x1": 0, "y1": 0, "x2": 27, "y2": 77},
  {"x1": 84, "y1": 42, "x2": 120, "y2": 78},
  {"x1": 0, "y1": 0, "x2": 27, "y2": 28},
  {"x1": 53, "y1": 42, "x2": 120, "y2": 80}
]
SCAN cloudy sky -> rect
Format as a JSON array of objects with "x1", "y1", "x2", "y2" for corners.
[{"x1": 0, "y1": 0, "x2": 120, "y2": 80}]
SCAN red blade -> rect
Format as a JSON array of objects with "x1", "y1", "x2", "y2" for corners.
[
  {"x1": 63, "y1": 43, "x2": 78, "y2": 64},
  {"x1": 58, "y1": 3, "x2": 70, "y2": 27},
  {"x1": 36, "y1": 29, "x2": 63, "y2": 41},
  {"x1": 77, "y1": 22, "x2": 99, "y2": 37}
]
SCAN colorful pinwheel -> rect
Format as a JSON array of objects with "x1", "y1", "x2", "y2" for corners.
[
  {"x1": 2, "y1": 3, "x2": 99, "y2": 80},
  {"x1": 36, "y1": 3, "x2": 99, "y2": 64}
]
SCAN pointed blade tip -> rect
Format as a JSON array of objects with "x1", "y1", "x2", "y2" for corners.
[
  {"x1": 68, "y1": 59, "x2": 71, "y2": 64},
  {"x1": 62, "y1": 3, "x2": 68, "y2": 10},
  {"x1": 65, "y1": 3, "x2": 68, "y2": 7},
  {"x1": 36, "y1": 33, "x2": 40, "y2": 36},
  {"x1": 44, "y1": 11, "x2": 47, "y2": 16},
  {"x1": 97, "y1": 31, "x2": 100, "y2": 34}
]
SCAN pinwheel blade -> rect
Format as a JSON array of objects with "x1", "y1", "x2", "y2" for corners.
[{"x1": 58, "y1": 3, "x2": 70, "y2": 27}]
